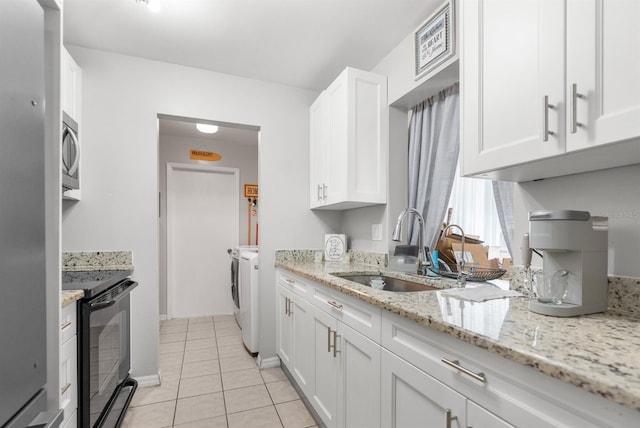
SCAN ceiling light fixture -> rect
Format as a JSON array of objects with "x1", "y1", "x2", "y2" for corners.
[
  {"x1": 196, "y1": 123, "x2": 219, "y2": 134},
  {"x1": 136, "y1": 0, "x2": 160, "y2": 12}
]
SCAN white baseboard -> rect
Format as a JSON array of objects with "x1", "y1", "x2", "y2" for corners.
[
  {"x1": 257, "y1": 354, "x2": 281, "y2": 369},
  {"x1": 159, "y1": 314, "x2": 168, "y2": 321},
  {"x1": 133, "y1": 372, "x2": 161, "y2": 387}
]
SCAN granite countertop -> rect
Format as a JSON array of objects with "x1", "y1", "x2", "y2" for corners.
[
  {"x1": 275, "y1": 256, "x2": 640, "y2": 413},
  {"x1": 61, "y1": 289, "x2": 84, "y2": 308}
]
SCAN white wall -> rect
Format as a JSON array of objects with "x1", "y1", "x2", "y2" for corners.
[
  {"x1": 158, "y1": 133, "x2": 258, "y2": 317},
  {"x1": 61, "y1": 46, "x2": 337, "y2": 378},
  {"x1": 515, "y1": 164, "x2": 640, "y2": 278}
]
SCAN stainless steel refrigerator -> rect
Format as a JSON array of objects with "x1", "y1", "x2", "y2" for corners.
[{"x1": 1, "y1": 1, "x2": 61, "y2": 426}]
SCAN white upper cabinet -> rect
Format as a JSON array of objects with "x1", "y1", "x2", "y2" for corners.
[
  {"x1": 461, "y1": 0, "x2": 640, "y2": 181},
  {"x1": 61, "y1": 48, "x2": 81, "y2": 122},
  {"x1": 462, "y1": 0, "x2": 565, "y2": 175},
  {"x1": 566, "y1": 0, "x2": 640, "y2": 152},
  {"x1": 309, "y1": 67, "x2": 388, "y2": 210}
]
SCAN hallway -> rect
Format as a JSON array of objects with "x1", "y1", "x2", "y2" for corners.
[{"x1": 123, "y1": 315, "x2": 317, "y2": 427}]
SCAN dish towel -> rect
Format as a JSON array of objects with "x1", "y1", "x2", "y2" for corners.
[{"x1": 440, "y1": 285, "x2": 523, "y2": 302}]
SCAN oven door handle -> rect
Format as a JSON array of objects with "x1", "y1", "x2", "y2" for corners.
[{"x1": 90, "y1": 299, "x2": 117, "y2": 311}]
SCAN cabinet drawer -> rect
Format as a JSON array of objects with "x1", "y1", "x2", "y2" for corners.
[
  {"x1": 310, "y1": 282, "x2": 381, "y2": 342},
  {"x1": 381, "y1": 311, "x2": 605, "y2": 428},
  {"x1": 60, "y1": 302, "x2": 77, "y2": 344},
  {"x1": 277, "y1": 270, "x2": 311, "y2": 299},
  {"x1": 59, "y1": 336, "x2": 77, "y2": 424}
]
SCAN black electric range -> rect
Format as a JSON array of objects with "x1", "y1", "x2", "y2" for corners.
[{"x1": 62, "y1": 268, "x2": 138, "y2": 428}]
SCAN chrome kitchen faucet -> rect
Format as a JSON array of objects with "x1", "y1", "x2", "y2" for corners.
[{"x1": 392, "y1": 208, "x2": 430, "y2": 275}]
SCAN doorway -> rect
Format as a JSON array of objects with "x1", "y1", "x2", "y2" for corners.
[
  {"x1": 158, "y1": 114, "x2": 260, "y2": 320},
  {"x1": 166, "y1": 163, "x2": 239, "y2": 318}
]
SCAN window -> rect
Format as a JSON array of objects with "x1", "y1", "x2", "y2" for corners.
[{"x1": 445, "y1": 163, "x2": 510, "y2": 260}]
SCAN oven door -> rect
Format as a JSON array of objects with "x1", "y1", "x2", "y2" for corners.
[{"x1": 79, "y1": 280, "x2": 137, "y2": 428}]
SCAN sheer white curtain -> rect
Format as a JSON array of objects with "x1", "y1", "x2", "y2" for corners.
[
  {"x1": 491, "y1": 181, "x2": 514, "y2": 256},
  {"x1": 408, "y1": 83, "x2": 460, "y2": 252},
  {"x1": 446, "y1": 171, "x2": 506, "y2": 248}
]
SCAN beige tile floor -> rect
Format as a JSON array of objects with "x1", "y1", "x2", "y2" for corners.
[{"x1": 122, "y1": 315, "x2": 318, "y2": 428}]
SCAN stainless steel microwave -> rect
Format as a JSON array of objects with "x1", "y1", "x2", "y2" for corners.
[{"x1": 62, "y1": 111, "x2": 79, "y2": 190}]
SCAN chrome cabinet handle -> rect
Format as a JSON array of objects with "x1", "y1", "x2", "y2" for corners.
[
  {"x1": 445, "y1": 409, "x2": 457, "y2": 428},
  {"x1": 326, "y1": 301, "x2": 343, "y2": 311},
  {"x1": 60, "y1": 383, "x2": 71, "y2": 395},
  {"x1": 285, "y1": 278, "x2": 295, "y2": 285},
  {"x1": 317, "y1": 184, "x2": 322, "y2": 201},
  {"x1": 322, "y1": 184, "x2": 327, "y2": 201},
  {"x1": 570, "y1": 83, "x2": 585, "y2": 134},
  {"x1": 60, "y1": 321, "x2": 72, "y2": 331},
  {"x1": 327, "y1": 327, "x2": 340, "y2": 357},
  {"x1": 543, "y1": 95, "x2": 556, "y2": 142},
  {"x1": 288, "y1": 298, "x2": 293, "y2": 317},
  {"x1": 285, "y1": 297, "x2": 291, "y2": 316},
  {"x1": 441, "y1": 358, "x2": 486, "y2": 383}
]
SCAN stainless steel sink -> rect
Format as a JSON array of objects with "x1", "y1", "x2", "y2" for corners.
[{"x1": 333, "y1": 273, "x2": 439, "y2": 292}]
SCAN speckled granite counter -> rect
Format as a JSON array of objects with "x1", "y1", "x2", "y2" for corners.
[
  {"x1": 62, "y1": 251, "x2": 133, "y2": 272},
  {"x1": 61, "y1": 289, "x2": 84, "y2": 308},
  {"x1": 275, "y1": 252, "x2": 640, "y2": 413}
]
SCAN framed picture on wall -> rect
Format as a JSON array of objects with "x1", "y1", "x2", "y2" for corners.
[{"x1": 414, "y1": 0, "x2": 455, "y2": 80}]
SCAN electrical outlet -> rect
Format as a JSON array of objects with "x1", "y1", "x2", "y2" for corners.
[{"x1": 372, "y1": 224, "x2": 382, "y2": 241}]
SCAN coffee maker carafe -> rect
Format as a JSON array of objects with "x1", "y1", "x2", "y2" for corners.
[{"x1": 527, "y1": 210, "x2": 608, "y2": 317}]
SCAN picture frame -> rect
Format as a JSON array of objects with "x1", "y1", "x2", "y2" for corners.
[{"x1": 414, "y1": 0, "x2": 455, "y2": 80}]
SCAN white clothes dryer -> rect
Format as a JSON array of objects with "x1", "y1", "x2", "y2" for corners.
[{"x1": 239, "y1": 248, "x2": 259, "y2": 353}]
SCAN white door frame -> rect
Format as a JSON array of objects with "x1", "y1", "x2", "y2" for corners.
[{"x1": 166, "y1": 162, "x2": 240, "y2": 320}]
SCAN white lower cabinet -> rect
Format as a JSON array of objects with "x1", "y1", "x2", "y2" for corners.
[
  {"x1": 381, "y1": 349, "x2": 465, "y2": 428},
  {"x1": 276, "y1": 269, "x2": 381, "y2": 428},
  {"x1": 276, "y1": 285, "x2": 294, "y2": 368},
  {"x1": 467, "y1": 401, "x2": 513, "y2": 428},
  {"x1": 338, "y1": 322, "x2": 380, "y2": 428},
  {"x1": 307, "y1": 291, "x2": 382, "y2": 428},
  {"x1": 275, "y1": 269, "x2": 638, "y2": 428},
  {"x1": 59, "y1": 302, "x2": 78, "y2": 428}
]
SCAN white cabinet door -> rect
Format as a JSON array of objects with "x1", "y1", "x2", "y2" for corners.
[
  {"x1": 461, "y1": 0, "x2": 565, "y2": 176},
  {"x1": 337, "y1": 323, "x2": 381, "y2": 428},
  {"x1": 61, "y1": 48, "x2": 81, "y2": 121},
  {"x1": 309, "y1": 302, "x2": 339, "y2": 428},
  {"x1": 276, "y1": 286, "x2": 294, "y2": 368},
  {"x1": 381, "y1": 349, "x2": 466, "y2": 428},
  {"x1": 309, "y1": 92, "x2": 327, "y2": 208},
  {"x1": 566, "y1": 0, "x2": 640, "y2": 152},
  {"x1": 60, "y1": 303, "x2": 78, "y2": 427},
  {"x1": 467, "y1": 401, "x2": 514, "y2": 428},
  {"x1": 291, "y1": 295, "x2": 314, "y2": 397},
  {"x1": 309, "y1": 67, "x2": 388, "y2": 210}
]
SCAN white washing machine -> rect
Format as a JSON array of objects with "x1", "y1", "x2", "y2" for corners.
[{"x1": 239, "y1": 247, "x2": 259, "y2": 353}]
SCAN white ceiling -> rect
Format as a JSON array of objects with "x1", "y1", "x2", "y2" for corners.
[
  {"x1": 63, "y1": 0, "x2": 443, "y2": 91},
  {"x1": 158, "y1": 117, "x2": 259, "y2": 145}
]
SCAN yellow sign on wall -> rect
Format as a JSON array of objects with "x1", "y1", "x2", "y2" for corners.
[
  {"x1": 190, "y1": 149, "x2": 221, "y2": 161},
  {"x1": 244, "y1": 184, "x2": 258, "y2": 198}
]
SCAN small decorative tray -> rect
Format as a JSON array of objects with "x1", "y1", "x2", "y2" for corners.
[{"x1": 429, "y1": 266, "x2": 506, "y2": 282}]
